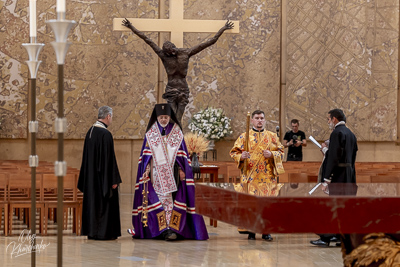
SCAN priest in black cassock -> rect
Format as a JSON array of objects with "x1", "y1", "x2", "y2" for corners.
[
  {"x1": 78, "y1": 106, "x2": 122, "y2": 240},
  {"x1": 310, "y1": 108, "x2": 357, "y2": 247}
]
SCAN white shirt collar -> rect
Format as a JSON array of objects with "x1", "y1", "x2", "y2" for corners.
[{"x1": 335, "y1": 121, "x2": 346, "y2": 128}]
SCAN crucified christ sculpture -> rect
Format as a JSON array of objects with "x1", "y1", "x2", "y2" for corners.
[{"x1": 122, "y1": 18, "x2": 234, "y2": 122}]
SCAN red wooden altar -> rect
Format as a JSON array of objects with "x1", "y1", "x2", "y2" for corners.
[{"x1": 195, "y1": 183, "x2": 400, "y2": 234}]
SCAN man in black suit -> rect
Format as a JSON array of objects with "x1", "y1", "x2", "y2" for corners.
[
  {"x1": 310, "y1": 109, "x2": 358, "y2": 247},
  {"x1": 322, "y1": 109, "x2": 357, "y2": 185}
]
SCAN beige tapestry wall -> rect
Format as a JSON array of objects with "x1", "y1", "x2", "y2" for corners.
[
  {"x1": 0, "y1": 0, "x2": 281, "y2": 140},
  {"x1": 286, "y1": 0, "x2": 398, "y2": 141},
  {"x1": 2, "y1": 0, "x2": 397, "y2": 142}
]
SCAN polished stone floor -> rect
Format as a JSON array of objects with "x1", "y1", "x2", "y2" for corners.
[{"x1": 1, "y1": 194, "x2": 344, "y2": 266}]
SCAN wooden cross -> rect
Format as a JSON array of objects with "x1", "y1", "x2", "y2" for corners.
[{"x1": 113, "y1": 0, "x2": 239, "y2": 47}]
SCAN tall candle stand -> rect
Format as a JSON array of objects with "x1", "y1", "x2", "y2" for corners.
[
  {"x1": 46, "y1": 12, "x2": 76, "y2": 267},
  {"x1": 22, "y1": 37, "x2": 44, "y2": 267}
]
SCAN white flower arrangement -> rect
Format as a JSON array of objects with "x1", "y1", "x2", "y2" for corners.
[{"x1": 188, "y1": 107, "x2": 233, "y2": 140}]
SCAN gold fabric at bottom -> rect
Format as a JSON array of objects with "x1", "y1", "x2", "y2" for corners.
[
  {"x1": 169, "y1": 210, "x2": 182, "y2": 231},
  {"x1": 157, "y1": 211, "x2": 167, "y2": 231}
]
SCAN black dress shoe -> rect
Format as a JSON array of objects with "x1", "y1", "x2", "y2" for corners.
[
  {"x1": 262, "y1": 234, "x2": 273, "y2": 241},
  {"x1": 165, "y1": 233, "x2": 177, "y2": 241},
  {"x1": 165, "y1": 230, "x2": 178, "y2": 241},
  {"x1": 310, "y1": 239, "x2": 329, "y2": 247},
  {"x1": 248, "y1": 233, "x2": 256, "y2": 240}
]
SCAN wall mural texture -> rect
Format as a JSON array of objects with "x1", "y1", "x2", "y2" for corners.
[
  {"x1": 286, "y1": 0, "x2": 398, "y2": 141},
  {"x1": 0, "y1": 0, "x2": 397, "y2": 141}
]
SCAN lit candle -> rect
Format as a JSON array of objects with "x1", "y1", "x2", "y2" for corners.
[
  {"x1": 56, "y1": 0, "x2": 66, "y2": 13},
  {"x1": 29, "y1": 0, "x2": 36, "y2": 38}
]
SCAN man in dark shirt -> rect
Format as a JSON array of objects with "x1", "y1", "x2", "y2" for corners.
[{"x1": 283, "y1": 119, "x2": 307, "y2": 161}]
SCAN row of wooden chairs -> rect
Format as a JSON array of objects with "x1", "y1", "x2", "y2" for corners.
[
  {"x1": 200, "y1": 161, "x2": 400, "y2": 183},
  {"x1": 200, "y1": 161, "x2": 241, "y2": 183},
  {"x1": 200, "y1": 161, "x2": 319, "y2": 183},
  {"x1": 282, "y1": 161, "x2": 400, "y2": 183},
  {"x1": 0, "y1": 160, "x2": 82, "y2": 236}
]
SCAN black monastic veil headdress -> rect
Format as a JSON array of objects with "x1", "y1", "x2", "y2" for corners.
[{"x1": 145, "y1": 103, "x2": 182, "y2": 132}]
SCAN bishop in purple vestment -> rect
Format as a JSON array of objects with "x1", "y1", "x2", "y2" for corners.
[{"x1": 128, "y1": 104, "x2": 208, "y2": 241}]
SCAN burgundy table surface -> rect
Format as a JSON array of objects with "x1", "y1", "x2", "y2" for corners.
[
  {"x1": 198, "y1": 165, "x2": 220, "y2": 227},
  {"x1": 195, "y1": 183, "x2": 400, "y2": 234}
]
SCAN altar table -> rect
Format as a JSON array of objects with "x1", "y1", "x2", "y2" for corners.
[{"x1": 195, "y1": 183, "x2": 400, "y2": 234}]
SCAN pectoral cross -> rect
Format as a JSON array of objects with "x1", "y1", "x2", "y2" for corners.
[{"x1": 113, "y1": 0, "x2": 239, "y2": 47}]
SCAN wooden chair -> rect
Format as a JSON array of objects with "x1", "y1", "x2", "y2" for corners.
[
  {"x1": 8, "y1": 172, "x2": 45, "y2": 235},
  {"x1": 63, "y1": 172, "x2": 82, "y2": 235},
  {"x1": 278, "y1": 172, "x2": 289, "y2": 183},
  {"x1": 226, "y1": 164, "x2": 241, "y2": 183},
  {"x1": 0, "y1": 173, "x2": 9, "y2": 236},
  {"x1": 42, "y1": 173, "x2": 82, "y2": 235},
  {"x1": 307, "y1": 175, "x2": 318, "y2": 183},
  {"x1": 371, "y1": 175, "x2": 400, "y2": 183},
  {"x1": 356, "y1": 175, "x2": 372, "y2": 183},
  {"x1": 214, "y1": 163, "x2": 229, "y2": 182},
  {"x1": 288, "y1": 173, "x2": 309, "y2": 183}
]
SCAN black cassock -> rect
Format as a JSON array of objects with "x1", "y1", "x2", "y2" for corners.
[
  {"x1": 78, "y1": 122, "x2": 122, "y2": 240},
  {"x1": 323, "y1": 124, "x2": 358, "y2": 183}
]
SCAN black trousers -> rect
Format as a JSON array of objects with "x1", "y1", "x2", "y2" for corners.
[
  {"x1": 287, "y1": 155, "x2": 302, "y2": 161},
  {"x1": 319, "y1": 233, "x2": 339, "y2": 242}
]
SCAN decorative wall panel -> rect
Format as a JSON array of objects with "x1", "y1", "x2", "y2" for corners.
[
  {"x1": 0, "y1": 0, "x2": 281, "y2": 139},
  {"x1": 1, "y1": 0, "x2": 397, "y2": 142},
  {"x1": 286, "y1": 0, "x2": 398, "y2": 141}
]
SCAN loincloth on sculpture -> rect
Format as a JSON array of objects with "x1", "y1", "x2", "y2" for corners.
[{"x1": 162, "y1": 86, "x2": 189, "y2": 105}]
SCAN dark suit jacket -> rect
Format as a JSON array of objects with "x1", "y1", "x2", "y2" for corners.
[{"x1": 322, "y1": 124, "x2": 358, "y2": 183}]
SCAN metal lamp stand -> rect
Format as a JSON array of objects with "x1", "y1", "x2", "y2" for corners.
[
  {"x1": 22, "y1": 37, "x2": 44, "y2": 267},
  {"x1": 46, "y1": 12, "x2": 76, "y2": 267}
]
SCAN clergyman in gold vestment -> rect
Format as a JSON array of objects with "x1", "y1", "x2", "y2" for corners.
[{"x1": 230, "y1": 110, "x2": 285, "y2": 241}]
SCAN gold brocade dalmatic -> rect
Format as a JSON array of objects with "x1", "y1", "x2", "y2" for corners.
[
  {"x1": 231, "y1": 129, "x2": 285, "y2": 234},
  {"x1": 230, "y1": 129, "x2": 285, "y2": 184}
]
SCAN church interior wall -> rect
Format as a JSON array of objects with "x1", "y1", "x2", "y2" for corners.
[
  {"x1": 0, "y1": 0, "x2": 282, "y2": 140},
  {"x1": 1, "y1": 0, "x2": 400, "y2": 193},
  {"x1": 285, "y1": 1, "x2": 399, "y2": 142}
]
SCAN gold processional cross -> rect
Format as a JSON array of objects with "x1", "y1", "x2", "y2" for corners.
[{"x1": 113, "y1": 0, "x2": 240, "y2": 48}]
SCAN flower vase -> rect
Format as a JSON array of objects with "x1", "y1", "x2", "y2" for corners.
[
  {"x1": 208, "y1": 140, "x2": 215, "y2": 150},
  {"x1": 191, "y1": 152, "x2": 201, "y2": 179}
]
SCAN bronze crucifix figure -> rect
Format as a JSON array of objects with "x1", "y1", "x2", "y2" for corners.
[{"x1": 122, "y1": 18, "x2": 234, "y2": 122}]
